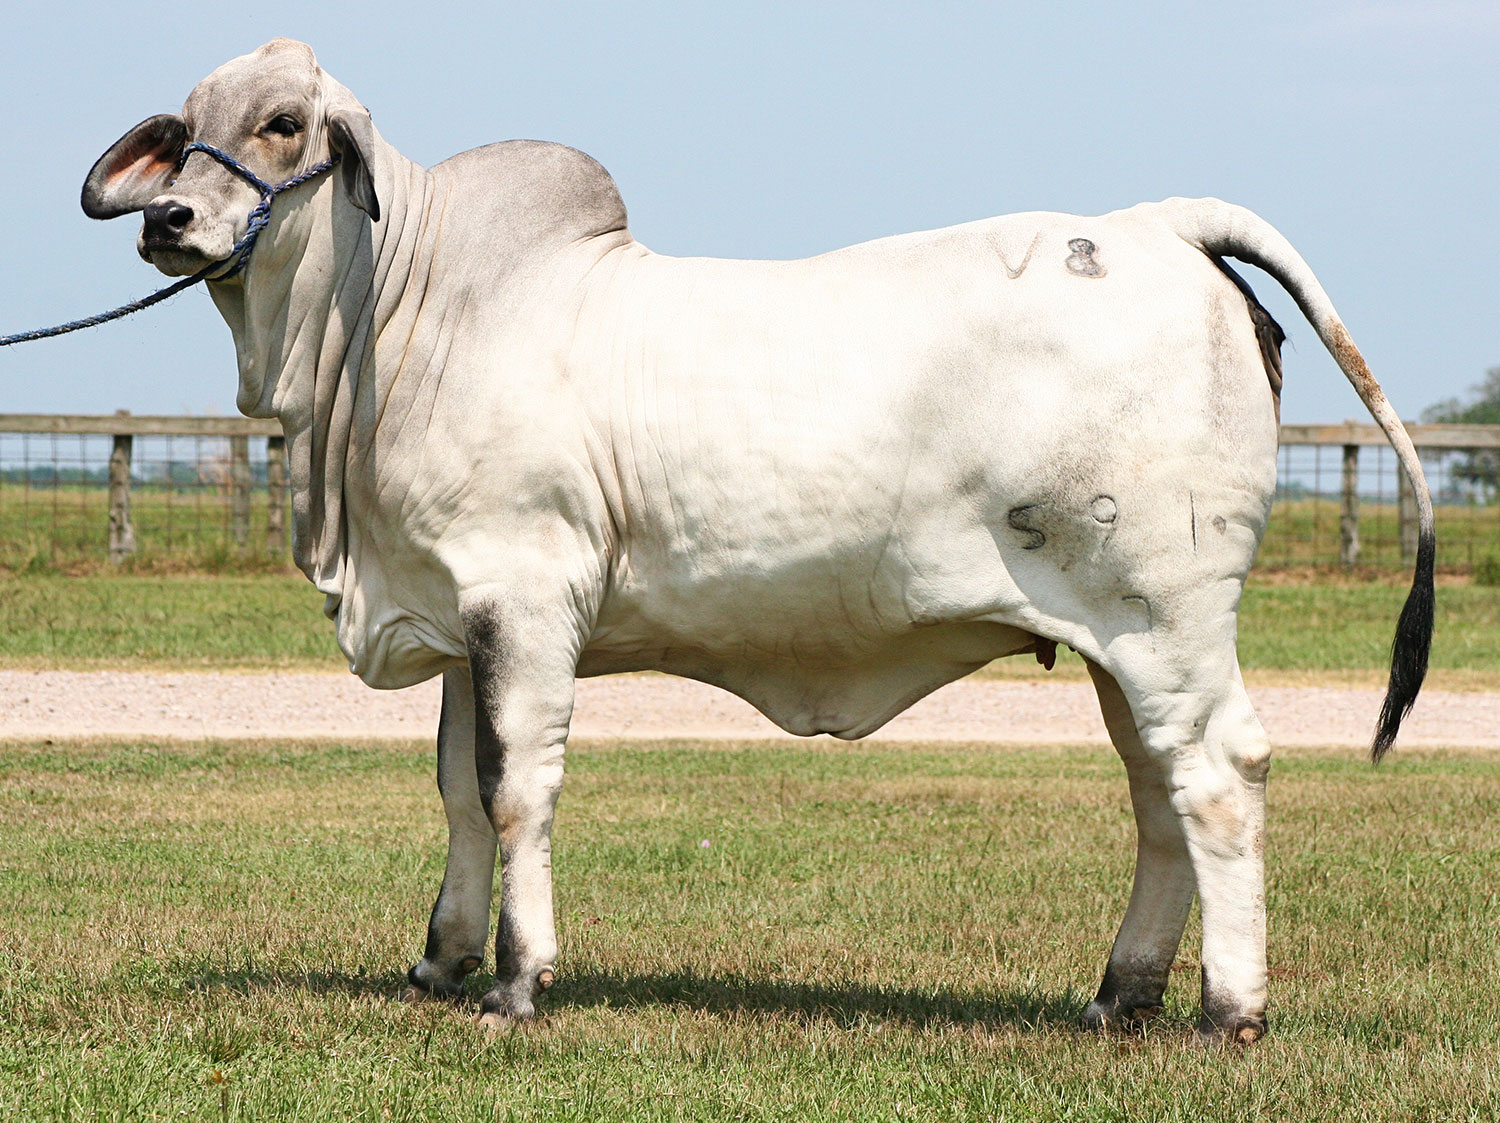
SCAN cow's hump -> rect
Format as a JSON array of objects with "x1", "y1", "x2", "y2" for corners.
[{"x1": 430, "y1": 140, "x2": 629, "y2": 249}]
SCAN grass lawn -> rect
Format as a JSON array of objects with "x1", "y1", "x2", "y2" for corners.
[
  {"x1": 0, "y1": 482, "x2": 289, "y2": 575},
  {"x1": 1258, "y1": 496, "x2": 1500, "y2": 572},
  {"x1": 0, "y1": 737, "x2": 1495, "y2": 1120},
  {"x1": 2, "y1": 572, "x2": 1498, "y2": 690},
  {"x1": 0, "y1": 573, "x2": 343, "y2": 670}
]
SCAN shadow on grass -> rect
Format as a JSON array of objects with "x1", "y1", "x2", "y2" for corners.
[
  {"x1": 180, "y1": 963, "x2": 1087, "y2": 1031},
  {"x1": 554, "y1": 968, "x2": 1090, "y2": 1032}
]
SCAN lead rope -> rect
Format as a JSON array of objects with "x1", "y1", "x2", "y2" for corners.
[{"x1": 0, "y1": 142, "x2": 340, "y2": 348}]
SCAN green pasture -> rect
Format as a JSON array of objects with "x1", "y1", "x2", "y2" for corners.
[
  {"x1": 1259, "y1": 496, "x2": 1500, "y2": 571},
  {"x1": 2, "y1": 572, "x2": 1498, "y2": 688},
  {"x1": 0, "y1": 574, "x2": 342, "y2": 670},
  {"x1": 0, "y1": 482, "x2": 287, "y2": 574},
  {"x1": 0, "y1": 737, "x2": 1494, "y2": 1120}
]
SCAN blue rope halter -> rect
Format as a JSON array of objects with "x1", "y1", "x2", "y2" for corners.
[{"x1": 0, "y1": 142, "x2": 341, "y2": 348}]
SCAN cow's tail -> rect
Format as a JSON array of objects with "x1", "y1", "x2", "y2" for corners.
[{"x1": 1161, "y1": 197, "x2": 1434, "y2": 763}]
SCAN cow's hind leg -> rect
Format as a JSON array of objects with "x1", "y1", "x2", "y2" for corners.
[
  {"x1": 1109, "y1": 648, "x2": 1272, "y2": 1044},
  {"x1": 461, "y1": 589, "x2": 581, "y2": 1027},
  {"x1": 405, "y1": 666, "x2": 497, "y2": 1000},
  {"x1": 1080, "y1": 658, "x2": 1196, "y2": 1031}
]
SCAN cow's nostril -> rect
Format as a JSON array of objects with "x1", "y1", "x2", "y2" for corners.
[{"x1": 143, "y1": 201, "x2": 195, "y2": 240}]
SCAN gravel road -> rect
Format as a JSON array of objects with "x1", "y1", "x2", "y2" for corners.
[{"x1": 3, "y1": 670, "x2": 1497, "y2": 747}]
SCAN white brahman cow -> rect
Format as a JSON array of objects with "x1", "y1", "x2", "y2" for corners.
[{"x1": 81, "y1": 39, "x2": 1433, "y2": 1042}]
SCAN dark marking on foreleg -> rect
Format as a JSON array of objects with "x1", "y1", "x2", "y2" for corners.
[
  {"x1": 480, "y1": 911, "x2": 537, "y2": 1023},
  {"x1": 462, "y1": 603, "x2": 545, "y2": 1025},
  {"x1": 406, "y1": 952, "x2": 483, "y2": 1002},
  {"x1": 461, "y1": 596, "x2": 577, "y2": 1030},
  {"x1": 463, "y1": 608, "x2": 510, "y2": 820},
  {"x1": 1190, "y1": 492, "x2": 1198, "y2": 553},
  {"x1": 1083, "y1": 956, "x2": 1173, "y2": 1032}
]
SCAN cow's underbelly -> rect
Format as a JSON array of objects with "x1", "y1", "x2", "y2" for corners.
[
  {"x1": 579, "y1": 515, "x2": 1084, "y2": 737},
  {"x1": 580, "y1": 448, "x2": 1274, "y2": 736},
  {"x1": 578, "y1": 617, "x2": 1040, "y2": 738}
]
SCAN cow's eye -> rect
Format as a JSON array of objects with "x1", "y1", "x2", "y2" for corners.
[{"x1": 265, "y1": 115, "x2": 302, "y2": 138}]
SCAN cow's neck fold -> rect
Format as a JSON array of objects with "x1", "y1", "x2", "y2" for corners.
[{"x1": 210, "y1": 138, "x2": 430, "y2": 613}]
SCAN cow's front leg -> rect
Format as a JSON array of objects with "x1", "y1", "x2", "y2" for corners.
[
  {"x1": 405, "y1": 665, "x2": 496, "y2": 1000},
  {"x1": 461, "y1": 589, "x2": 583, "y2": 1027}
]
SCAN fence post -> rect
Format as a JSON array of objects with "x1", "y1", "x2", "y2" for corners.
[
  {"x1": 266, "y1": 434, "x2": 286, "y2": 554},
  {"x1": 1398, "y1": 458, "x2": 1418, "y2": 562},
  {"x1": 108, "y1": 428, "x2": 136, "y2": 563},
  {"x1": 229, "y1": 434, "x2": 251, "y2": 551},
  {"x1": 1339, "y1": 444, "x2": 1359, "y2": 567}
]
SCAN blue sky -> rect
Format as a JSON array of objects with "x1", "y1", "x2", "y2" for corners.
[{"x1": 1, "y1": 0, "x2": 1495, "y2": 423}]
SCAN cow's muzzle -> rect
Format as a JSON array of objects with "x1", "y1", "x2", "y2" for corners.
[
  {"x1": 137, "y1": 192, "x2": 236, "y2": 275},
  {"x1": 142, "y1": 200, "x2": 195, "y2": 242}
]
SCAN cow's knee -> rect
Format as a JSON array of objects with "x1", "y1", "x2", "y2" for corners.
[
  {"x1": 479, "y1": 759, "x2": 565, "y2": 840},
  {"x1": 1135, "y1": 688, "x2": 1270, "y2": 816},
  {"x1": 1212, "y1": 688, "x2": 1272, "y2": 784},
  {"x1": 1225, "y1": 735, "x2": 1271, "y2": 786}
]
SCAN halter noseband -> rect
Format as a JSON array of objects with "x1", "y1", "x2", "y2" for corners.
[{"x1": 174, "y1": 141, "x2": 342, "y2": 281}]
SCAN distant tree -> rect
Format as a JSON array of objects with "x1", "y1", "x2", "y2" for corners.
[
  {"x1": 1423, "y1": 367, "x2": 1500, "y2": 426},
  {"x1": 1422, "y1": 367, "x2": 1500, "y2": 496}
]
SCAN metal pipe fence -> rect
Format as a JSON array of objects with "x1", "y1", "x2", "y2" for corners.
[{"x1": 0, "y1": 414, "x2": 1497, "y2": 572}]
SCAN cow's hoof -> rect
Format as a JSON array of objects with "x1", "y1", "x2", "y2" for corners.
[
  {"x1": 405, "y1": 956, "x2": 482, "y2": 1002},
  {"x1": 476, "y1": 994, "x2": 537, "y2": 1031},
  {"x1": 1081, "y1": 998, "x2": 1162, "y2": 1033},
  {"x1": 1196, "y1": 1014, "x2": 1267, "y2": 1046},
  {"x1": 475, "y1": 967, "x2": 554, "y2": 1030},
  {"x1": 476, "y1": 1008, "x2": 531, "y2": 1033}
]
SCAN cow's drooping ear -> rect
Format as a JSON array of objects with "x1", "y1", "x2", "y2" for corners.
[
  {"x1": 81, "y1": 114, "x2": 187, "y2": 219},
  {"x1": 328, "y1": 107, "x2": 379, "y2": 222}
]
